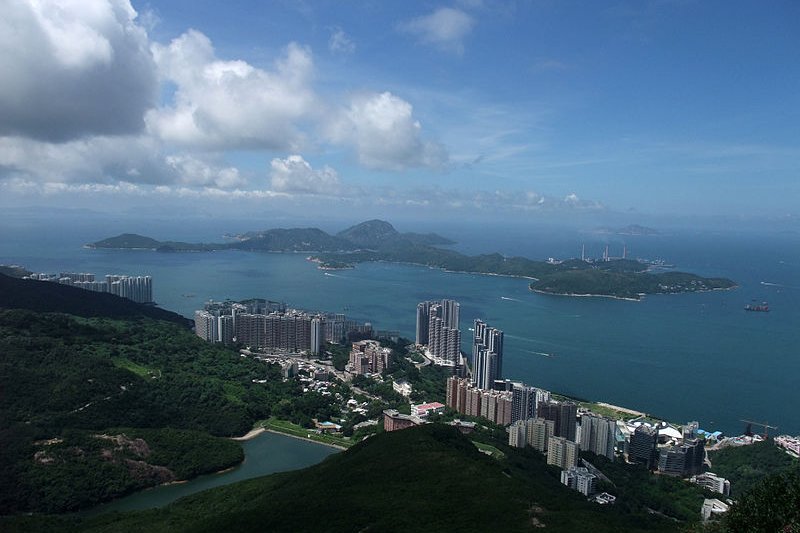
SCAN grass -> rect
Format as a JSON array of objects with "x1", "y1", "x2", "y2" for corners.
[
  {"x1": 260, "y1": 418, "x2": 354, "y2": 449},
  {"x1": 472, "y1": 440, "x2": 505, "y2": 460},
  {"x1": 111, "y1": 356, "x2": 160, "y2": 379}
]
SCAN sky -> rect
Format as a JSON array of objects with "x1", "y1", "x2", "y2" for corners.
[{"x1": 0, "y1": 0, "x2": 798, "y2": 226}]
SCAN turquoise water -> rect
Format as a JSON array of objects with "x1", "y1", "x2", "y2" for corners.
[
  {"x1": 81, "y1": 431, "x2": 338, "y2": 515},
  {"x1": 1, "y1": 215, "x2": 798, "y2": 436}
]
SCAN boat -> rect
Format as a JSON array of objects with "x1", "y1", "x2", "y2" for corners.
[{"x1": 744, "y1": 302, "x2": 769, "y2": 312}]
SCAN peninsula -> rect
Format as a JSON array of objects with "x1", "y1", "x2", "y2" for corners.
[{"x1": 88, "y1": 220, "x2": 735, "y2": 300}]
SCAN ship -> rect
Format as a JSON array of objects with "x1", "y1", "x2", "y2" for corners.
[{"x1": 744, "y1": 301, "x2": 769, "y2": 312}]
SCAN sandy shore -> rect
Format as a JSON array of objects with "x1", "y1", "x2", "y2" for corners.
[{"x1": 231, "y1": 426, "x2": 266, "y2": 441}]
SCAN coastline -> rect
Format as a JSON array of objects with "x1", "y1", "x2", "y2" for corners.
[
  {"x1": 231, "y1": 426, "x2": 266, "y2": 441},
  {"x1": 529, "y1": 287, "x2": 642, "y2": 302},
  {"x1": 264, "y1": 428, "x2": 347, "y2": 450}
]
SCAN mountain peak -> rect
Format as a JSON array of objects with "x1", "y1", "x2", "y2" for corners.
[{"x1": 337, "y1": 220, "x2": 399, "y2": 248}]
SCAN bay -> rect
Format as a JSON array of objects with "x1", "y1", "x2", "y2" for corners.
[
  {"x1": 81, "y1": 431, "x2": 338, "y2": 515},
  {"x1": 1, "y1": 215, "x2": 798, "y2": 436}
]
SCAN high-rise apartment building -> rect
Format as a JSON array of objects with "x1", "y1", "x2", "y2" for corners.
[
  {"x1": 579, "y1": 414, "x2": 617, "y2": 460},
  {"x1": 511, "y1": 383, "x2": 539, "y2": 423},
  {"x1": 472, "y1": 319, "x2": 503, "y2": 390},
  {"x1": 629, "y1": 425, "x2": 659, "y2": 469},
  {"x1": 526, "y1": 417, "x2": 555, "y2": 452},
  {"x1": 194, "y1": 310, "x2": 218, "y2": 342},
  {"x1": 657, "y1": 438, "x2": 705, "y2": 477},
  {"x1": 445, "y1": 376, "x2": 511, "y2": 426},
  {"x1": 547, "y1": 436, "x2": 579, "y2": 469},
  {"x1": 417, "y1": 299, "x2": 461, "y2": 363},
  {"x1": 538, "y1": 400, "x2": 578, "y2": 442}
]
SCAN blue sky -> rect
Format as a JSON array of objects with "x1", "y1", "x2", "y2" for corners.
[{"x1": 0, "y1": 1, "x2": 797, "y2": 224}]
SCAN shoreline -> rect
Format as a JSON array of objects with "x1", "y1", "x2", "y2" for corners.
[
  {"x1": 529, "y1": 288, "x2": 642, "y2": 302},
  {"x1": 264, "y1": 428, "x2": 347, "y2": 450},
  {"x1": 231, "y1": 426, "x2": 266, "y2": 441}
]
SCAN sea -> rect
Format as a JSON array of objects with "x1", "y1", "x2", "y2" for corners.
[{"x1": 2, "y1": 212, "x2": 798, "y2": 437}]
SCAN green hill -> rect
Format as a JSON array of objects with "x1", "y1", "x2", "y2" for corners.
[
  {"x1": 229, "y1": 227, "x2": 353, "y2": 252},
  {"x1": 0, "y1": 274, "x2": 190, "y2": 326},
  {"x1": 11, "y1": 425, "x2": 680, "y2": 533},
  {"x1": 87, "y1": 233, "x2": 163, "y2": 249},
  {"x1": 0, "y1": 279, "x2": 343, "y2": 514}
]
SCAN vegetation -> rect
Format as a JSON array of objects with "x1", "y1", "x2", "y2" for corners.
[
  {"x1": 89, "y1": 220, "x2": 453, "y2": 254},
  {"x1": 531, "y1": 269, "x2": 735, "y2": 300},
  {"x1": 581, "y1": 452, "x2": 713, "y2": 523},
  {"x1": 261, "y1": 418, "x2": 350, "y2": 449},
  {"x1": 86, "y1": 220, "x2": 734, "y2": 299},
  {"x1": 719, "y1": 468, "x2": 800, "y2": 532},
  {"x1": 5, "y1": 428, "x2": 243, "y2": 514},
  {"x1": 708, "y1": 439, "x2": 798, "y2": 496},
  {"x1": 3, "y1": 425, "x2": 685, "y2": 532},
  {"x1": 0, "y1": 308, "x2": 342, "y2": 514},
  {"x1": 0, "y1": 273, "x2": 190, "y2": 325}
]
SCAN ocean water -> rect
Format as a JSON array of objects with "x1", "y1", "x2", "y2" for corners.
[{"x1": 1, "y1": 214, "x2": 798, "y2": 436}]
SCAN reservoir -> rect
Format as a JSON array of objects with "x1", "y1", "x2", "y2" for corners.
[{"x1": 82, "y1": 431, "x2": 339, "y2": 515}]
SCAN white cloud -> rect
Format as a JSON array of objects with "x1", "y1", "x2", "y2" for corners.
[
  {"x1": 398, "y1": 7, "x2": 475, "y2": 54},
  {"x1": 329, "y1": 27, "x2": 355, "y2": 55},
  {"x1": 146, "y1": 31, "x2": 317, "y2": 150},
  {"x1": 0, "y1": 0, "x2": 157, "y2": 141},
  {"x1": 328, "y1": 92, "x2": 447, "y2": 170},
  {"x1": 165, "y1": 154, "x2": 247, "y2": 189},
  {"x1": 270, "y1": 155, "x2": 340, "y2": 194},
  {"x1": 0, "y1": 135, "x2": 165, "y2": 184}
]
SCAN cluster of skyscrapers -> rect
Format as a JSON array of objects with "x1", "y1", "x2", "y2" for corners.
[
  {"x1": 472, "y1": 320, "x2": 504, "y2": 390},
  {"x1": 348, "y1": 340, "x2": 392, "y2": 375},
  {"x1": 194, "y1": 299, "x2": 372, "y2": 356},
  {"x1": 25, "y1": 271, "x2": 153, "y2": 304},
  {"x1": 628, "y1": 422, "x2": 706, "y2": 477},
  {"x1": 416, "y1": 299, "x2": 462, "y2": 364}
]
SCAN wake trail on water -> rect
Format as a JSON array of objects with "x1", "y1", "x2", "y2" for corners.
[
  {"x1": 761, "y1": 281, "x2": 800, "y2": 290},
  {"x1": 500, "y1": 296, "x2": 521, "y2": 302},
  {"x1": 524, "y1": 350, "x2": 556, "y2": 358}
]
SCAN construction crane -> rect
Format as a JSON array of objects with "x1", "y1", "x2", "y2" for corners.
[{"x1": 741, "y1": 419, "x2": 778, "y2": 439}]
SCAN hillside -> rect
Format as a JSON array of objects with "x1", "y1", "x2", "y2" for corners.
[
  {"x1": 530, "y1": 269, "x2": 736, "y2": 300},
  {"x1": 86, "y1": 221, "x2": 735, "y2": 299},
  {"x1": 12, "y1": 425, "x2": 679, "y2": 533},
  {"x1": 0, "y1": 278, "x2": 345, "y2": 514},
  {"x1": 87, "y1": 233, "x2": 163, "y2": 249},
  {"x1": 229, "y1": 227, "x2": 353, "y2": 252},
  {"x1": 0, "y1": 274, "x2": 190, "y2": 326}
]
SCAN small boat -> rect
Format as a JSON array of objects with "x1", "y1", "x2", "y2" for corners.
[{"x1": 744, "y1": 302, "x2": 769, "y2": 312}]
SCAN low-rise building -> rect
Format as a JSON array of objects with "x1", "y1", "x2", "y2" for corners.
[
  {"x1": 561, "y1": 466, "x2": 597, "y2": 496},
  {"x1": 383, "y1": 409, "x2": 423, "y2": 432},
  {"x1": 412, "y1": 402, "x2": 445, "y2": 418},
  {"x1": 393, "y1": 379, "x2": 412, "y2": 397},
  {"x1": 701, "y1": 499, "x2": 730, "y2": 521},
  {"x1": 691, "y1": 472, "x2": 731, "y2": 496}
]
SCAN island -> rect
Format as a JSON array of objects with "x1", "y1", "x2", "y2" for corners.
[{"x1": 88, "y1": 220, "x2": 736, "y2": 300}]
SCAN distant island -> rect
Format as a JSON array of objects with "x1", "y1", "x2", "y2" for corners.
[
  {"x1": 593, "y1": 224, "x2": 661, "y2": 236},
  {"x1": 89, "y1": 220, "x2": 736, "y2": 300}
]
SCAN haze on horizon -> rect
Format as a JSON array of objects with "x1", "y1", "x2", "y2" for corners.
[{"x1": 0, "y1": 1, "x2": 798, "y2": 229}]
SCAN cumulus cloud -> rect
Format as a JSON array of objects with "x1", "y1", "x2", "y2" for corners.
[
  {"x1": 328, "y1": 92, "x2": 447, "y2": 170},
  {"x1": 398, "y1": 7, "x2": 475, "y2": 54},
  {"x1": 146, "y1": 31, "x2": 317, "y2": 150},
  {"x1": 165, "y1": 154, "x2": 247, "y2": 189},
  {"x1": 0, "y1": 135, "x2": 167, "y2": 185},
  {"x1": 328, "y1": 27, "x2": 355, "y2": 55},
  {"x1": 270, "y1": 155, "x2": 340, "y2": 194},
  {"x1": 0, "y1": 135, "x2": 250, "y2": 190},
  {"x1": 0, "y1": 0, "x2": 157, "y2": 141}
]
